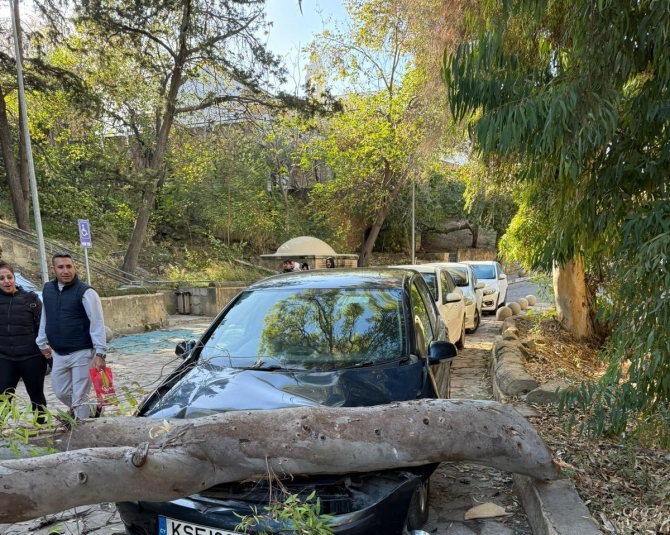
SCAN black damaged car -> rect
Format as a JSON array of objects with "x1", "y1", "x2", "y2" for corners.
[{"x1": 117, "y1": 269, "x2": 457, "y2": 535}]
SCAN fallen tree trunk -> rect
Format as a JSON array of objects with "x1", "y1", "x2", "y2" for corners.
[{"x1": 0, "y1": 399, "x2": 558, "y2": 523}]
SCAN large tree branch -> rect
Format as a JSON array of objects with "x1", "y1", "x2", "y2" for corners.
[
  {"x1": 94, "y1": 21, "x2": 176, "y2": 59},
  {"x1": 420, "y1": 220, "x2": 473, "y2": 235},
  {"x1": 0, "y1": 400, "x2": 558, "y2": 523},
  {"x1": 186, "y1": 13, "x2": 260, "y2": 55}
]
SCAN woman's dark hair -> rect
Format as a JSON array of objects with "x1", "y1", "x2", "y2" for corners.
[
  {"x1": 0, "y1": 260, "x2": 15, "y2": 274},
  {"x1": 325, "y1": 257, "x2": 335, "y2": 268},
  {"x1": 301, "y1": 262, "x2": 310, "y2": 270}
]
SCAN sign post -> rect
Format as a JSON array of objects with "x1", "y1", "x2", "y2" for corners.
[{"x1": 78, "y1": 219, "x2": 92, "y2": 284}]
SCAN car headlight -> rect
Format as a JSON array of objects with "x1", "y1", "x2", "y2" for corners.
[{"x1": 483, "y1": 288, "x2": 496, "y2": 296}]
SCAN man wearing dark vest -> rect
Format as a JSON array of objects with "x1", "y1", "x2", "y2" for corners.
[{"x1": 37, "y1": 252, "x2": 107, "y2": 419}]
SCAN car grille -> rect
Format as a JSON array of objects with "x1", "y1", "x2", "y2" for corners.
[{"x1": 200, "y1": 477, "x2": 354, "y2": 515}]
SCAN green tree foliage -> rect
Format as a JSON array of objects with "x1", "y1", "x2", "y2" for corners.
[
  {"x1": 52, "y1": 0, "x2": 290, "y2": 273},
  {"x1": 307, "y1": 0, "x2": 448, "y2": 263},
  {"x1": 156, "y1": 122, "x2": 328, "y2": 257},
  {"x1": 444, "y1": 0, "x2": 670, "y2": 442}
]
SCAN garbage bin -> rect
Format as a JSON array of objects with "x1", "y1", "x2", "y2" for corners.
[{"x1": 175, "y1": 291, "x2": 192, "y2": 315}]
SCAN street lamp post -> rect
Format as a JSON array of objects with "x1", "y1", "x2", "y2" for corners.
[
  {"x1": 8, "y1": 0, "x2": 50, "y2": 285},
  {"x1": 411, "y1": 180, "x2": 415, "y2": 264}
]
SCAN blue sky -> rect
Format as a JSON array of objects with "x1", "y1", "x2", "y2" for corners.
[
  {"x1": 265, "y1": 1, "x2": 348, "y2": 57},
  {"x1": 264, "y1": 0, "x2": 348, "y2": 90}
]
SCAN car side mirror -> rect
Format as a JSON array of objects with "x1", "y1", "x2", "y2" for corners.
[
  {"x1": 175, "y1": 339, "x2": 197, "y2": 358},
  {"x1": 475, "y1": 281, "x2": 485, "y2": 290},
  {"x1": 428, "y1": 341, "x2": 458, "y2": 364},
  {"x1": 446, "y1": 291, "x2": 462, "y2": 303},
  {"x1": 499, "y1": 273, "x2": 507, "y2": 280}
]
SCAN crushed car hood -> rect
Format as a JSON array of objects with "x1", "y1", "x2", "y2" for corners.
[{"x1": 143, "y1": 360, "x2": 424, "y2": 419}]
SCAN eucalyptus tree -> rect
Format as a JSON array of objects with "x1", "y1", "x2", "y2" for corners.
[
  {"x1": 47, "y1": 0, "x2": 290, "y2": 273},
  {"x1": 444, "y1": 0, "x2": 670, "y2": 439}
]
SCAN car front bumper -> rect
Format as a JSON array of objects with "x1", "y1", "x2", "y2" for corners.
[
  {"x1": 118, "y1": 471, "x2": 422, "y2": 535},
  {"x1": 481, "y1": 290, "x2": 499, "y2": 311}
]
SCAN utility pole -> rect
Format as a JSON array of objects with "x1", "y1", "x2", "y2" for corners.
[
  {"x1": 411, "y1": 181, "x2": 415, "y2": 264},
  {"x1": 9, "y1": 0, "x2": 49, "y2": 285}
]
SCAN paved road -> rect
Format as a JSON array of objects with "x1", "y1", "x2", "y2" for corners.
[{"x1": 2, "y1": 286, "x2": 548, "y2": 535}]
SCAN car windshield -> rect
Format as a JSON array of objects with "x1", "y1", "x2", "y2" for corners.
[
  {"x1": 446, "y1": 267, "x2": 469, "y2": 286},
  {"x1": 198, "y1": 287, "x2": 406, "y2": 371},
  {"x1": 421, "y1": 273, "x2": 438, "y2": 301},
  {"x1": 471, "y1": 265, "x2": 496, "y2": 279}
]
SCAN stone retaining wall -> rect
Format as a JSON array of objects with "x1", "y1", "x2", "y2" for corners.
[
  {"x1": 175, "y1": 285, "x2": 246, "y2": 316},
  {"x1": 457, "y1": 247, "x2": 498, "y2": 262},
  {"x1": 490, "y1": 317, "x2": 539, "y2": 401},
  {"x1": 101, "y1": 292, "x2": 170, "y2": 335},
  {"x1": 0, "y1": 236, "x2": 41, "y2": 272}
]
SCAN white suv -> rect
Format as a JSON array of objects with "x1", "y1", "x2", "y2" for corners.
[{"x1": 463, "y1": 261, "x2": 507, "y2": 313}]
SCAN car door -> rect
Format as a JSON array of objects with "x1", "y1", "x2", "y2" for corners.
[
  {"x1": 439, "y1": 270, "x2": 461, "y2": 343},
  {"x1": 411, "y1": 279, "x2": 450, "y2": 399},
  {"x1": 471, "y1": 267, "x2": 483, "y2": 313},
  {"x1": 410, "y1": 281, "x2": 435, "y2": 358}
]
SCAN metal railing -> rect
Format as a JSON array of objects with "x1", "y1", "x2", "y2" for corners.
[{"x1": 0, "y1": 220, "x2": 142, "y2": 286}]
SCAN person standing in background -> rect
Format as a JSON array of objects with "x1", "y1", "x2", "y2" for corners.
[
  {"x1": 0, "y1": 261, "x2": 47, "y2": 421},
  {"x1": 37, "y1": 253, "x2": 106, "y2": 420}
]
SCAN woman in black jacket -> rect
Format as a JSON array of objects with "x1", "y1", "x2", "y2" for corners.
[{"x1": 0, "y1": 260, "x2": 47, "y2": 417}]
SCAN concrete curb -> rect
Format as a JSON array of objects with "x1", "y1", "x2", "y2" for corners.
[
  {"x1": 492, "y1": 317, "x2": 604, "y2": 535},
  {"x1": 513, "y1": 475, "x2": 602, "y2": 535},
  {"x1": 508, "y1": 275, "x2": 533, "y2": 285}
]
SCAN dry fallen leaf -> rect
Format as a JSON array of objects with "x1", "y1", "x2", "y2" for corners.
[{"x1": 464, "y1": 502, "x2": 513, "y2": 520}]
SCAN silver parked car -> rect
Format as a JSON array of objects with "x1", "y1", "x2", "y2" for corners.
[{"x1": 424, "y1": 263, "x2": 484, "y2": 333}]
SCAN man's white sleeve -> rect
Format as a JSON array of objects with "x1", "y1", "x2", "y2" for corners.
[
  {"x1": 36, "y1": 307, "x2": 49, "y2": 350},
  {"x1": 82, "y1": 290, "x2": 107, "y2": 354}
]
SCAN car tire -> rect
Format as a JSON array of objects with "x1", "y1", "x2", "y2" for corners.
[
  {"x1": 456, "y1": 319, "x2": 465, "y2": 349},
  {"x1": 467, "y1": 309, "x2": 480, "y2": 334},
  {"x1": 499, "y1": 290, "x2": 507, "y2": 308},
  {"x1": 407, "y1": 479, "x2": 430, "y2": 530}
]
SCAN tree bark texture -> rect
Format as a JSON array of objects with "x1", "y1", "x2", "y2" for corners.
[
  {"x1": 13, "y1": 0, "x2": 31, "y2": 222},
  {"x1": 553, "y1": 258, "x2": 593, "y2": 339},
  {"x1": 0, "y1": 85, "x2": 31, "y2": 231},
  {"x1": 357, "y1": 168, "x2": 404, "y2": 267},
  {"x1": 0, "y1": 399, "x2": 558, "y2": 523}
]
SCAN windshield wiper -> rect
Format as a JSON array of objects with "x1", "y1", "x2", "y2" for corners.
[
  {"x1": 240, "y1": 361, "x2": 289, "y2": 371},
  {"x1": 346, "y1": 360, "x2": 379, "y2": 369}
]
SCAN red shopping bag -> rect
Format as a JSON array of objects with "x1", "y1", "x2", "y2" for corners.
[{"x1": 89, "y1": 367, "x2": 118, "y2": 406}]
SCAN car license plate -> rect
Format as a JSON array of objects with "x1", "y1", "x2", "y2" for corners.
[{"x1": 158, "y1": 516, "x2": 236, "y2": 535}]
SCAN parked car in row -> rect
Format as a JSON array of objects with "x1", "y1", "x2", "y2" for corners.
[
  {"x1": 463, "y1": 261, "x2": 508, "y2": 313},
  {"x1": 392, "y1": 265, "x2": 466, "y2": 348},
  {"x1": 15, "y1": 273, "x2": 42, "y2": 299},
  {"x1": 424, "y1": 262, "x2": 484, "y2": 333},
  {"x1": 118, "y1": 269, "x2": 458, "y2": 535}
]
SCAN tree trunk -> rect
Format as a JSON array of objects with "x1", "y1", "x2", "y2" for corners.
[
  {"x1": 121, "y1": 0, "x2": 192, "y2": 274},
  {"x1": 0, "y1": 85, "x2": 31, "y2": 231},
  {"x1": 553, "y1": 257, "x2": 593, "y2": 339},
  {"x1": 0, "y1": 399, "x2": 558, "y2": 523},
  {"x1": 358, "y1": 170, "x2": 404, "y2": 267},
  {"x1": 471, "y1": 225, "x2": 479, "y2": 248},
  {"x1": 13, "y1": 0, "x2": 31, "y2": 222}
]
